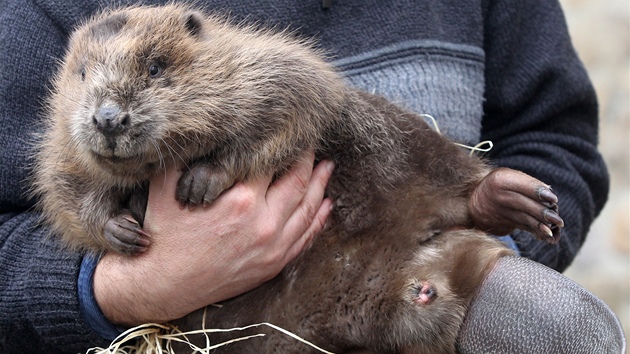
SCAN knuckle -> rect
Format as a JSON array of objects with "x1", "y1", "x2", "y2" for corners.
[
  {"x1": 257, "y1": 221, "x2": 278, "y2": 244},
  {"x1": 228, "y1": 185, "x2": 257, "y2": 214},
  {"x1": 261, "y1": 249, "x2": 284, "y2": 274},
  {"x1": 250, "y1": 217, "x2": 280, "y2": 247}
]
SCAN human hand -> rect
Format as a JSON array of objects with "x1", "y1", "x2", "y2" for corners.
[
  {"x1": 93, "y1": 152, "x2": 334, "y2": 327},
  {"x1": 468, "y1": 167, "x2": 564, "y2": 243}
]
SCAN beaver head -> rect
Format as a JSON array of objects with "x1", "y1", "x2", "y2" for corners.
[{"x1": 48, "y1": 4, "x2": 345, "y2": 181}]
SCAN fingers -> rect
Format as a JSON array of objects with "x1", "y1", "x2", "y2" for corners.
[
  {"x1": 494, "y1": 170, "x2": 564, "y2": 242},
  {"x1": 491, "y1": 193, "x2": 562, "y2": 243},
  {"x1": 283, "y1": 197, "x2": 333, "y2": 263},
  {"x1": 471, "y1": 168, "x2": 564, "y2": 244},
  {"x1": 536, "y1": 186, "x2": 558, "y2": 205},
  {"x1": 493, "y1": 169, "x2": 560, "y2": 211},
  {"x1": 266, "y1": 151, "x2": 316, "y2": 220},
  {"x1": 281, "y1": 158, "x2": 334, "y2": 241}
]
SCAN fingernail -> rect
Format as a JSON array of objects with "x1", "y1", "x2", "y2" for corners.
[
  {"x1": 538, "y1": 187, "x2": 558, "y2": 204},
  {"x1": 326, "y1": 160, "x2": 335, "y2": 173},
  {"x1": 137, "y1": 237, "x2": 151, "y2": 247},
  {"x1": 540, "y1": 224, "x2": 554, "y2": 238},
  {"x1": 135, "y1": 246, "x2": 149, "y2": 254},
  {"x1": 543, "y1": 209, "x2": 565, "y2": 227},
  {"x1": 122, "y1": 215, "x2": 139, "y2": 225},
  {"x1": 137, "y1": 228, "x2": 152, "y2": 238}
]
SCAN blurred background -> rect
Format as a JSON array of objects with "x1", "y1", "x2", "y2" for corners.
[{"x1": 558, "y1": 0, "x2": 630, "y2": 341}]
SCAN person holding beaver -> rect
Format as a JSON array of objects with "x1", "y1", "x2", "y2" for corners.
[{"x1": 0, "y1": 0, "x2": 621, "y2": 353}]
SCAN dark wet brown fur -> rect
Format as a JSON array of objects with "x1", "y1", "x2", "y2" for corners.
[{"x1": 31, "y1": 4, "x2": 552, "y2": 353}]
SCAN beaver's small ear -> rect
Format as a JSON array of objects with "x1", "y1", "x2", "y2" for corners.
[
  {"x1": 184, "y1": 12, "x2": 203, "y2": 37},
  {"x1": 90, "y1": 13, "x2": 127, "y2": 40}
]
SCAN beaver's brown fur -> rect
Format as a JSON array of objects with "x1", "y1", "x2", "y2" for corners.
[{"x1": 33, "y1": 4, "x2": 561, "y2": 353}]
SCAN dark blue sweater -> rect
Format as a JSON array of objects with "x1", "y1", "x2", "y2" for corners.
[{"x1": 0, "y1": 0, "x2": 608, "y2": 352}]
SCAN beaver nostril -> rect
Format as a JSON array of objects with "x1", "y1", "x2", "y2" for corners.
[{"x1": 120, "y1": 113, "x2": 130, "y2": 127}]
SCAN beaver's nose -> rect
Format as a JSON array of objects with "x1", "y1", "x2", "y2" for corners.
[{"x1": 93, "y1": 104, "x2": 130, "y2": 136}]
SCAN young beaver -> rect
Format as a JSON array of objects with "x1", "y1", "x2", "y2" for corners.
[{"x1": 32, "y1": 4, "x2": 563, "y2": 353}]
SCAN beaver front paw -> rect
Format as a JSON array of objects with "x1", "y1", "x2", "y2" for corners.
[
  {"x1": 176, "y1": 162, "x2": 235, "y2": 208},
  {"x1": 103, "y1": 213, "x2": 151, "y2": 255}
]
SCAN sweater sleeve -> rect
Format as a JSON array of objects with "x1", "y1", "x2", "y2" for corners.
[
  {"x1": 0, "y1": 213, "x2": 110, "y2": 353},
  {"x1": 0, "y1": 1, "x2": 110, "y2": 352},
  {"x1": 481, "y1": 0, "x2": 609, "y2": 272}
]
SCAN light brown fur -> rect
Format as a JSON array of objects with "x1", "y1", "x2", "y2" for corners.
[{"x1": 32, "y1": 4, "x2": 558, "y2": 353}]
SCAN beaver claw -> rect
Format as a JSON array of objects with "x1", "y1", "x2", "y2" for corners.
[
  {"x1": 104, "y1": 213, "x2": 150, "y2": 255},
  {"x1": 176, "y1": 162, "x2": 235, "y2": 208}
]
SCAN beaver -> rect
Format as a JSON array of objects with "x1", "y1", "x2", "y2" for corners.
[{"x1": 32, "y1": 4, "x2": 564, "y2": 353}]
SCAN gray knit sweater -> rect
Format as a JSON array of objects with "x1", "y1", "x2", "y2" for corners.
[{"x1": 0, "y1": 0, "x2": 608, "y2": 352}]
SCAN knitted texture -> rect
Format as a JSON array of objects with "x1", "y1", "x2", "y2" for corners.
[
  {"x1": 336, "y1": 40, "x2": 487, "y2": 145},
  {"x1": 0, "y1": 213, "x2": 109, "y2": 352},
  {"x1": 0, "y1": 0, "x2": 608, "y2": 352},
  {"x1": 458, "y1": 256, "x2": 626, "y2": 353}
]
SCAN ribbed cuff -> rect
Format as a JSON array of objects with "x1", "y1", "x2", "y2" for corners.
[
  {"x1": 78, "y1": 253, "x2": 126, "y2": 341},
  {"x1": 23, "y1": 221, "x2": 110, "y2": 350}
]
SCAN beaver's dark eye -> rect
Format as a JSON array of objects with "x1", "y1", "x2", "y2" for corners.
[
  {"x1": 80, "y1": 68, "x2": 86, "y2": 81},
  {"x1": 148, "y1": 63, "x2": 162, "y2": 78}
]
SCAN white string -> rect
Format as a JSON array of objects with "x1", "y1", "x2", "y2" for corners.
[
  {"x1": 419, "y1": 114, "x2": 493, "y2": 156},
  {"x1": 454, "y1": 140, "x2": 494, "y2": 155},
  {"x1": 420, "y1": 114, "x2": 443, "y2": 134}
]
